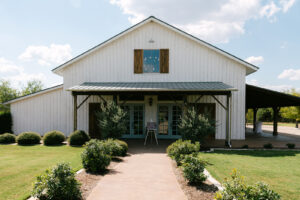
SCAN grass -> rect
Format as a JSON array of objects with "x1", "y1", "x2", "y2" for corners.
[
  {"x1": 0, "y1": 145, "x2": 83, "y2": 200},
  {"x1": 200, "y1": 150, "x2": 300, "y2": 200}
]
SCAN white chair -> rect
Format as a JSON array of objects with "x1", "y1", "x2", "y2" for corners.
[{"x1": 144, "y1": 122, "x2": 158, "y2": 145}]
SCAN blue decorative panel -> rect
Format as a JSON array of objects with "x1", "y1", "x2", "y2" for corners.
[{"x1": 143, "y1": 50, "x2": 160, "y2": 73}]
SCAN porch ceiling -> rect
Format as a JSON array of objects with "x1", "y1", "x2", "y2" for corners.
[{"x1": 67, "y1": 82, "x2": 237, "y2": 93}]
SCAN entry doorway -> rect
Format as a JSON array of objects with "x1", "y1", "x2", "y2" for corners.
[{"x1": 157, "y1": 104, "x2": 182, "y2": 139}]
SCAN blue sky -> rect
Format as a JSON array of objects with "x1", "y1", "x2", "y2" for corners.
[{"x1": 0, "y1": 0, "x2": 299, "y2": 92}]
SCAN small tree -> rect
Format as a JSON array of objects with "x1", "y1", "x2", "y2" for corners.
[
  {"x1": 178, "y1": 106, "x2": 215, "y2": 144},
  {"x1": 95, "y1": 101, "x2": 127, "y2": 139}
]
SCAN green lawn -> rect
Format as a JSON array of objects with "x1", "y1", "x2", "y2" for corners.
[
  {"x1": 0, "y1": 145, "x2": 83, "y2": 200},
  {"x1": 200, "y1": 150, "x2": 300, "y2": 200}
]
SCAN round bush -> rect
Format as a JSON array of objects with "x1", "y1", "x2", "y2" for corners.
[
  {"x1": 81, "y1": 139, "x2": 111, "y2": 173},
  {"x1": 68, "y1": 130, "x2": 90, "y2": 146},
  {"x1": 43, "y1": 130, "x2": 65, "y2": 146},
  {"x1": 167, "y1": 139, "x2": 200, "y2": 165},
  {"x1": 101, "y1": 139, "x2": 124, "y2": 157},
  {"x1": 0, "y1": 133, "x2": 16, "y2": 144},
  {"x1": 115, "y1": 139, "x2": 128, "y2": 156},
  {"x1": 32, "y1": 162, "x2": 81, "y2": 200},
  {"x1": 181, "y1": 154, "x2": 207, "y2": 184},
  {"x1": 17, "y1": 132, "x2": 41, "y2": 145}
]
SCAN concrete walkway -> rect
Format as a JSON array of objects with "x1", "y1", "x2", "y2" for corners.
[{"x1": 87, "y1": 151, "x2": 187, "y2": 200}]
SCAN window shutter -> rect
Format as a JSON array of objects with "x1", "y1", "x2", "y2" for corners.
[
  {"x1": 134, "y1": 49, "x2": 143, "y2": 73},
  {"x1": 160, "y1": 49, "x2": 169, "y2": 73}
]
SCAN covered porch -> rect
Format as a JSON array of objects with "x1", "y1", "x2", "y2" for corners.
[{"x1": 68, "y1": 82, "x2": 236, "y2": 145}]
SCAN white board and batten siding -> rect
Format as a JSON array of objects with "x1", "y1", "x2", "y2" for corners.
[
  {"x1": 10, "y1": 86, "x2": 68, "y2": 135},
  {"x1": 10, "y1": 20, "x2": 247, "y2": 139},
  {"x1": 62, "y1": 22, "x2": 246, "y2": 139}
]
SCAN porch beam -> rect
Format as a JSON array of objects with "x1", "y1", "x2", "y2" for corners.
[
  {"x1": 98, "y1": 95, "x2": 107, "y2": 104},
  {"x1": 211, "y1": 95, "x2": 227, "y2": 110},
  {"x1": 77, "y1": 95, "x2": 91, "y2": 109},
  {"x1": 194, "y1": 95, "x2": 204, "y2": 104},
  {"x1": 73, "y1": 93, "x2": 77, "y2": 131}
]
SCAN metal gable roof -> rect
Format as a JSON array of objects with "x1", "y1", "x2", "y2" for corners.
[
  {"x1": 67, "y1": 82, "x2": 237, "y2": 92},
  {"x1": 52, "y1": 16, "x2": 259, "y2": 76}
]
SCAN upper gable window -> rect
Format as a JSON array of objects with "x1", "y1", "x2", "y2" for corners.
[
  {"x1": 143, "y1": 50, "x2": 160, "y2": 73},
  {"x1": 134, "y1": 49, "x2": 169, "y2": 74}
]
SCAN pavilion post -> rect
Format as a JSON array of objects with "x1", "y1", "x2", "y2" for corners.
[
  {"x1": 253, "y1": 108, "x2": 258, "y2": 133},
  {"x1": 225, "y1": 93, "x2": 231, "y2": 147},
  {"x1": 73, "y1": 93, "x2": 77, "y2": 131},
  {"x1": 272, "y1": 107, "x2": 279, "y2": 136}
]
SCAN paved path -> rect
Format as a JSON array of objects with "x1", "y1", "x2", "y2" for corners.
[{"x1": 87, "y1": 153, "x2": 187, "y2": 200}]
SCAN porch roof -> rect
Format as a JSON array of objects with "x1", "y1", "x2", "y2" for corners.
[{"x1": 67, "y1": 82, "x2": 237, "y2": 93}]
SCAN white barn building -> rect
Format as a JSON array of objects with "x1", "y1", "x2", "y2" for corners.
[{"x1": 6, "y1": 16, "x2": 259, "y2": 145}]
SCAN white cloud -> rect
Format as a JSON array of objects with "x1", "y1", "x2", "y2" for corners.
[
  {"x1": 19, "y1": 44, "x2": 72, "y2": 66},
  {"x1": 278, "y1": 69, "x2": 300, "y2": 80},
  {"x1": 110, "y1": 0, "x2": 296, "y2": 43},
  {"x1": 0, "y1": 57, "x2": 23, "y2": 73},
  {"x1": 260, "y1": 1, "x2": 281, "y2": 20},
  {"x1": 0, "y1": 57, "x2": 46, "y2": 88},
  {"x1": 280, "y1": 0, "x2": 296, "y2": 12},
  {"x1": 245, "y1": 56, "x2": 264, "y2": 65},
  {"x1": 4, "y1": 72, "x2": 47, "y2": 88}
]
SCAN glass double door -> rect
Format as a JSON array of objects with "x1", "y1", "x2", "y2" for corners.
[
  {"x1": 121, "y1": 104, "x2": 144, "y2": 138},
  {"x1": 158, "y1": 104, "x2": 182, "y2": 139}
]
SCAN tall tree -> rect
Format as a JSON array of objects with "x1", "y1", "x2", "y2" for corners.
[
  {"x1": 0, "y1": 80, "x2": 18, "y2": 112},
  {"x1": 21, "y1": 80, "x2": 43, "y2": 96},
  {"x1": 0, "y1": 80, "x2": 18, "y2": 103}
]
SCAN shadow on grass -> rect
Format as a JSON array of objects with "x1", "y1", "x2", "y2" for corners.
[{"x1": 208, "y1": 150, "x2": 300, "y2": 157}]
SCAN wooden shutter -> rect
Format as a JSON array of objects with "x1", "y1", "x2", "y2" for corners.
[
  {"x1": 134, "y1": 49, "x2": 143, "y2": 73},
  {"x1": 160, "y1": 49, "x2": 169, "y2": 73}
]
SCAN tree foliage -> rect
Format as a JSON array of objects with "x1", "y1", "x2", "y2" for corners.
[
  {"x1": 95, "y1": 101, "x2": 128, "y2": 139},
  {"x1": 178, "y1": 106, "x2": 215, "y2": 144},
  {"x1": 21, "y1": 80, "x2": 43, "y2": 96}
]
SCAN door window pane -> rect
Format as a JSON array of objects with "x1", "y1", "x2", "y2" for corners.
[
  {"x1": 172, "y1": 106, "x2": 182, "y2": 135},
  {"x1": 158, "y1": 106, "x2": 169, "y2": 135}
]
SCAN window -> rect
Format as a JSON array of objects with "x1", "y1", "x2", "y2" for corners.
[
  {"x1": 143, "y1": 50, "x2": 160, "y2": 73},
  {"x1": 134, "y1": 49, "x2": 169, "y2": 74}
]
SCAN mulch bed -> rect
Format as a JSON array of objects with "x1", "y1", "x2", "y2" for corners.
[
  {"x1": 171, "y1": 160, "x2": 218, "y2": 200},
  {"x1": 75, "y1": 158, "x2": 121, "y2": 199}
]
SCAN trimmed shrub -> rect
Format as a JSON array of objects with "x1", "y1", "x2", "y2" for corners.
[
  {"x1": 0, "y1": 133, "x2": 16, "y2": 144},
  {"x1": 32, "y1": 162, "x2": 81, "y2": 200},
  {"x1": 101, "y1": 139, "x2": 124, "y2": 157},
  {"x1": 215, "y1": 169, "x2": 280, "y2": 200},
  {"x1": 43, "y1": 130, "x2": 65, "y2": 146},
  {"x1": 17, "y1": 132, "x2": 41, "y2": 145},
  {"x1": 181, "y1": 153, "x2": 207, "y2": 184},
  {"x1": 0, "y1": 112, "x2": 12, "y2": 134},
  {"x1": 81, "y1": 139, "x2": 111, "y2": 173},
  {"x1": 115, "y1": 139, "x2": 128, "y2": 156},
  {"x1": 167, "y1": 139, "x2": 200, "y2": 165},
  {"x1": 286, "y1": 143, "x2": 295, "y2": 149},
  {"x1": 178, "y1": 106, "x2": 215, "y2": 144},
  {"x1": 242, "y1": 144, "x2": 249, "y2": 149},
  {"x1": 69, "y1": 130, "x2": 90, "y2": 146},
  {"x1": 263, "y1": 143, "x2": 273, "y2": 149}
]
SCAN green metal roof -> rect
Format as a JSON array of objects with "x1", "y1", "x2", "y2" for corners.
[{"x1": 67, "y1": 82, "x2": 237, "y2": 92}]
